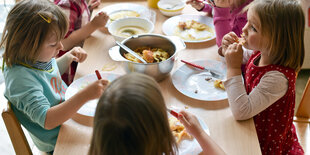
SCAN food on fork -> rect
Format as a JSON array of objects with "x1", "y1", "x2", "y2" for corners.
[
  {"x1": 237, "y1": 33, "x2": 246, "y2": 45},
  {"x1": 169, "y1": 117, "x2": 193, "y2": 144},
  {"x1": 123, "y1": 47, "x2": 169, "y2": 63},
  {"x1": 214, "y1": 80, "x2": 225, "y2": 90}
]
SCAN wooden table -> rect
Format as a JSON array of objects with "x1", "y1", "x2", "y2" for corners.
[{"x1": 54, "y1": 1, "x2": 261, "y2": 155}]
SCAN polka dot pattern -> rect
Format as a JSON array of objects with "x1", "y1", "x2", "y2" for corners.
[{"x1": 244, "y1": 52, "x2": 304, "y2": 155}]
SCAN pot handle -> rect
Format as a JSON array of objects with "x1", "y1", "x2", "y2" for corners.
[
  {"x1": 108, "y1": 46, "x2": 129, "y2": 62},
  {"x1": 166, "y1": 36, "x2": 186, "y2": 52}
]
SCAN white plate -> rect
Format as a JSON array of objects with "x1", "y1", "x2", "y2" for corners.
[
  {"x1": 65, "y1": 72, "x2": 121, "y2": 117},
  {"x1": 162, "y1": 14, "x2": 215, "y2": 43},
  {"x1": 172, "y1": 60, "x2": 227, "y2": 101},
  {"x1": 168, "y1": 107, "x2": 210, "y2": 154},
  {"x1": 99, "y1": 3, "x2": 156, "y2": 25}
]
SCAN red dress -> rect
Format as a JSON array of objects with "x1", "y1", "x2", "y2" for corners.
[{"x1": 244, "y1": 52, "x2": 304, "y2": 155}]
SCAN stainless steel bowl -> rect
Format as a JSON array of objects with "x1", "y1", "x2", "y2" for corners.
[{"x1": 109, "y1": 34, "x2": 186, "y2": 81}]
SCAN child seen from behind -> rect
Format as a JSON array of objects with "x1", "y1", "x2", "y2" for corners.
[
  {"x1": 1, "y1": 0, "x2": 108, "y2": 152},
  {"x1": 221, "y1": 0, "x2": 305, "y2": 154},
  {"x1": 89, "y1": 73, "x2": 225, "y2": 155}
]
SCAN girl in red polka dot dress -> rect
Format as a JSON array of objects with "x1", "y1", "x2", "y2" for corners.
[{"x1": 219, "y1": 0, "x2": 305, "y2": 154}]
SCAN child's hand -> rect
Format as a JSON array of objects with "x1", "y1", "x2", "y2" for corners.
[
  {"x1": 214, "y1": 0, "x2": 231, "y2": 8},
  {"x1": 178, "y1": 110, "x2": 204, "y2": 138},
  {"x1": 67, "y1": 47, "x2": 87, "y2": 63},
  {"x1": 186, "y1": 0, "x2": 205, "y2": 10},
  {"x1": 224, "y1": 43, "x2": 243, "y2": 70},
  {"x1": 221, "y1": 32, "x2": 239, "y2": 55},
  {"x1": 79, "y1": 79, "x2": 109, "y2": 101},
  {"x1": 88, "y1": 0, "x2": 100, "y2": 11},
  {"x1": 91, "y1": 12, "x2": 109, "y2": 29},
  {"x1": 214, "y1": 0, "x2": 245, "y2": 8}
]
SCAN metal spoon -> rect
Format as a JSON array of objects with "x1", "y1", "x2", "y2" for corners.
[{"x1": 115, "y1": 41, "x2": 147, "y2": 64}]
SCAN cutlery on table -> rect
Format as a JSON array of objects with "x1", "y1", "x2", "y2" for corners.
[
  {"x1": 115, "y1": 41, "x2": 147, "y2": 64},
  {"x1": 95, "y1": 70, "x2": 102, "y2": 80},
  {"x1": 181, "y1": 60, "x2": 223, "y2": 79},
  {"x1": 167, "y1": 108, "x2": 191, "y2": 125},
  {"x1": 167, "y1": 108, "x2": 179, "y2": 118}
]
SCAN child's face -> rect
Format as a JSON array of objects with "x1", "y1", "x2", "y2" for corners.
[
  {"x1": 37, "y1": 31, "x2": 63, "y2": 62},
  {"x1": 242, "y1": 7, "x2": 268, "y2": 52}
]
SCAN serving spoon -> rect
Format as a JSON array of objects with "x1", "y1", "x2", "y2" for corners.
[{"x1": 115, "y1": 41, "x2": 147, "y2": 64}]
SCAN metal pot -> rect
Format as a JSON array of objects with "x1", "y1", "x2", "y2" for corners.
[{"x1": 109, "y1": 34, "x2": 186, "y2": 81}]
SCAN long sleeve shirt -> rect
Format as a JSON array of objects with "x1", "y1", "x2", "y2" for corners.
[{"x1": 201, "y1": 0, "x2": 252, "y2": 47}]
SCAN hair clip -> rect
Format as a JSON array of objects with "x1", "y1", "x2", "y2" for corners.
[{"x1": 38, "y1": 13, "x2": 51, "y2": 23}]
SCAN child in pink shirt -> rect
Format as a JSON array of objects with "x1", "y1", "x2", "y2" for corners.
[{"x1": 187, "y1": 0, "x2": 253, "y2": 47}]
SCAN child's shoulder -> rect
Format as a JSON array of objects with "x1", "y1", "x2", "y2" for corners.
[{"x1": 4, "y1": 64, "x2": 40, "y2": 83}]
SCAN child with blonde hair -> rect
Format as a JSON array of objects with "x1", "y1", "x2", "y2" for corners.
[
  {"x1": 186, "y1": 0, "x2": 253, "y2": 47},
  {"x1": 0, "y1": 0, "x2": 108, "y2": 152},
  {"x1": 220, "y1": 0, "x2": 305, "y2": 154},
  {"x1": 89, "y1": 73, "x2": 225, "y2": 155},
  {"x1": 54, "y1": 0, "x2": 109, "y2": 85}
]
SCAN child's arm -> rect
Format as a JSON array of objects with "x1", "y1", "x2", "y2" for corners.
[
  {"x1": 88, "y1": 0, "x2": 100, "y2": 11},
  {"x1": 61, "y1": 12, "x2": 109, "y2": 51},
  {"x1": 178, "y1": 111, "x2": 226, "y2": 155},
  {"x1": 223, "y1": 43, "x2": 243, "y2": 79},
  {"x1": 223, "y1": 41, "x2": 289, "y2": 120},
  {"x1": 223, "y1": 71, "x2": 288, "y2": 120},
  {"x1": 44, "y1": 79, "x2": 108, "y2": 129},
  {"x1": 56, "y1": 47, "x2": 87, "y2": 75}
]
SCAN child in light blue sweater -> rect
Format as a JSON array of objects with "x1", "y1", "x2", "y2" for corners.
[{"x1": 0, "y1": 0, "x2": 108, "y2": 152}]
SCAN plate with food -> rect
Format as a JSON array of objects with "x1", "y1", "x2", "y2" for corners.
[
  {"x1": 162, "y1": 14, "x2": 215, "y2": 43},
  {"x1": 172, "y1": 60, "x2": 227, "y2": 101},
  {"x1": 168, "y1": 108, "x2": 210, "y2": 154},
  {"x1": 65, "y1": 72, "x2": 121, "y2": 117},
  {"x1": 99, "y1": 3, "x2": 156, "y2": 25}
]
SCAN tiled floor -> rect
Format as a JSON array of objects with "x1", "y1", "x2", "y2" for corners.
[{"x1": 0, "y1": 1, "x2": 309, "y2": 154}]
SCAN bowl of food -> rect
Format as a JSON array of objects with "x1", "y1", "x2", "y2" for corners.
[
  {"x1": 108, "y1": 17, "x2": 154, "y2": 41},
  {"x1": 157, "y1": 0, "x2": 185, "y2": 17},
  {"x1": 109, "y1": 34, "x2": 186, "y2": 81}
]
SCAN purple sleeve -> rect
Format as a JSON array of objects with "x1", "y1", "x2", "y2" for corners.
[
  {"x1": 212, "y1": 0, "x2": 252, "y2": 47},
  {"x1": 213, "y1": 7, "x2": 232, "y2": 47},
  {"x1": 231, "y1": 11, "x2": 248, "y2": 38},
  {"x1": 201, "y1": 3, "x2": 213, "y2": 15}
]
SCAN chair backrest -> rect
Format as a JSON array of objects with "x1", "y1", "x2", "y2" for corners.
[
  {"x1": 294, "y1": 77, "x2": 310, "y2": 123},
  {"x1": 2, "y1": 102, "x2": 32, "y2": 155}
]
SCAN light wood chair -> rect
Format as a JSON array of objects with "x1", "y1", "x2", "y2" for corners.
[
  {"x1": 2, "y1": 102, "x2": 32, "y2": 155},
  {"x1": 294, "y1": 77, "x2": 310, "y2": 154}
]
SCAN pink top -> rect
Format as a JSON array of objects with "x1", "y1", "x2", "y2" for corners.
[
  {"x1": 201, "y1": 0, "x2": 252, "y2": 47},
  {"x1": 245, "y1": 52, "x2": 303, "y2": 154}
]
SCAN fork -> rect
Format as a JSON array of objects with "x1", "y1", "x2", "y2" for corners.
[{"x1": 181, "y1": 60, "x2": 223, "y2": 79}]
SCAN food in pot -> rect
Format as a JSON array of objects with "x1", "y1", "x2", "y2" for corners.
[
  {"x1": 169, "y1": 117, "x2": 192, "y2": 144},
  {"x1": 109, "y1": 10, "x2": 140, "y2": 21},
  {"x1": 116, "y1": 26, "x2": 147, "y2": 38},
  {"x1": 214, "y1": 79, "x2": 225, "y2": 90},
  {"x1": 174, "y1": 20, "x2": 214, "y2": 41},
  {"x1": 123, "y1": 47, "x2": 170, "y2": 63}
]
